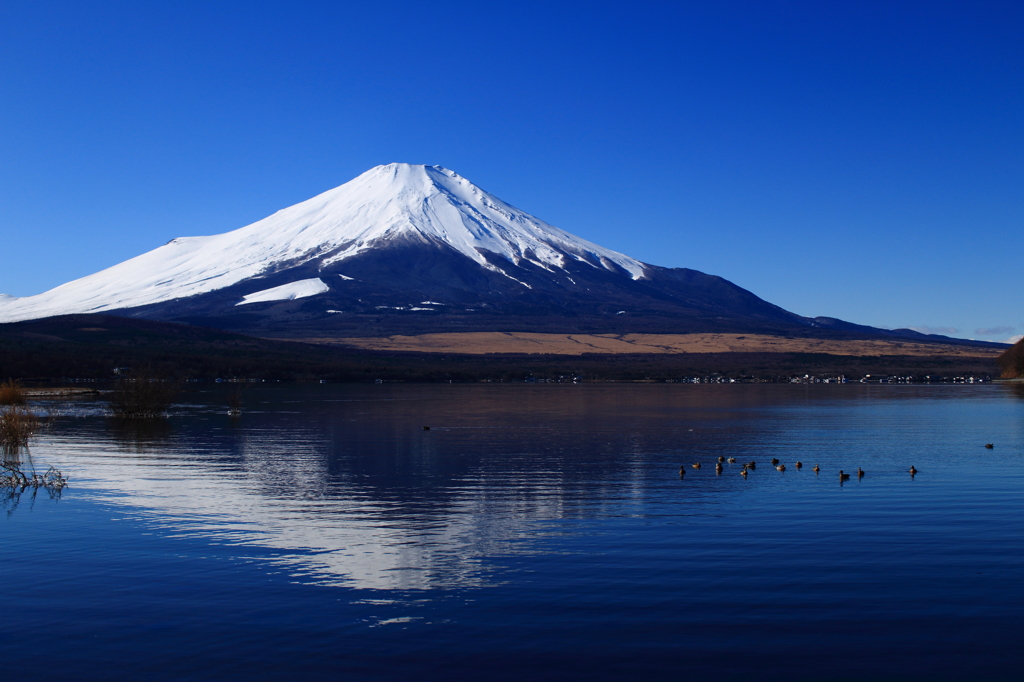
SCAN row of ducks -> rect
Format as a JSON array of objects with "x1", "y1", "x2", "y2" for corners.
[{"x1": 679, "y1": 457, "x2": 919, "y2": 478}]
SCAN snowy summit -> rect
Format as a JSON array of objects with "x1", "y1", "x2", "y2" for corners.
[{"x1": 0, "y1": 164, "x2": 646, "y2": 323}]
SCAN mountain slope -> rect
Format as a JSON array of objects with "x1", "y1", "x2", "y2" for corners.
[
  {"x1": 997, "y1": 337, "x2": 1024, "y2": 378},
  {"x1": 0, "y1": 163, "x2": 988, "y2": 346},
  {"x1": 0, "y1": 164, "x2": 644, "y2": 322}
]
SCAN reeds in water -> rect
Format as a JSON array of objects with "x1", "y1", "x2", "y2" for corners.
[
  {"x1": 0, "y1": 406, "x2": 39, "y2": 451},
  {"x1": 1, "y1": 461, "x2": 68, "y2": 491},
  {"x1": 0, "y1": 380, "x2": 26, "y2": 406},
  {"x1": 227, "y1": 387, "x2": 244, "y2": 417},
  {"x1": 107, "y1": 369, "x2": 181, "y2": 419}
]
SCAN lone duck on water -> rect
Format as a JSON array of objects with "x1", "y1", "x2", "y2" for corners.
[
  {"x1": 812, "y1": 465, "x2": 820, "y2": 473},
  {"x1": 795, "y1": 461, "x2": 803, "y2": 469},
  {"x1": 857, "y1": 467, "x2": 865, "y2": 478},
  {"x1": 839, "y1": 470, "x2": 851, "y2": 481},
  {"x1": 909, "y1": 466, "x2": 918, "y2": 475},
  {"x1": 692, "y1": 462, "x2": 701, "y2": 469}
]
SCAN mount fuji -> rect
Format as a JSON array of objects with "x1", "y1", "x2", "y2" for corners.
[{"x1": 0, "y1": 164, "x2": 942, "y2": 342}]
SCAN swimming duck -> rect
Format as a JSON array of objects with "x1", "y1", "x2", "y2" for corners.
[
  {"x1": 795, "y1": 461, "x2": 803, "y2": 469},
  {"x1": 422, "y1": 426, "x2": 431, "y2": 431},
  {"x1": 715, "y1": 463, "x2": 723, "y2": 474},
  {"x1": 692, "y1": 463, "x2": 701, "y2": 469},
  {"x1": 985, "y1": 443, "x2": 994, "y2": 449},
  {"x1": 679, "y1": 466, "x2": 686, "y2": 476},
  {"x1": 909, "y1": 466, "x2": 917, "y2": 475},
  {"x1": 857, "y1": 467, "x2": 865, "y2": 478},
  {"x1": 771, "y1": 458, "x2": 780, "y2": 465},
  {"x1": 718, "y1": 456, "x2": 725, "y2": 463},
  {"x1": 740, "y1": 469, "x2": 748, "y2": 477},
  {"x1": 727, "y1": 457, "x2": 736, "y2": 463},
  {"x1": 812, "y1": 465, "x2": 820, "y2": 473},
  {"x1": 746, "y1": 462, "x2": 756, "y2": 470},
  {"x1": 776, "y1": 464, "x2": 786, "y2": 471},
  {"x1": 839, "y1": 470, "x2": 851, "y2": 481}
]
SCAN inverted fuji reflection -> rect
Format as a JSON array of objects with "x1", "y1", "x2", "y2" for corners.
[{"x1": 39, "y1": 428, "x2": 574, "y2": 591}]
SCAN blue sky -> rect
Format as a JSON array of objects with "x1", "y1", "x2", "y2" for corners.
[{"x1": 1, "y1": 1, "x2": 1021, "y2": 342}]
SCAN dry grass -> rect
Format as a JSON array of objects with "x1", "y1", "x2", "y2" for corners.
[
  {"x1": 0, "y1": 380, "x2": 26, "y2": 406},
  {"x1": 306, "y1": 332, "x2": 1005, "y2": 358},
  {"x1": 107, "y1": 369, "x2": 181, "y2": 419},
  {"x1": 0, "y1": 406, "x2": 39, "y2": 450}
]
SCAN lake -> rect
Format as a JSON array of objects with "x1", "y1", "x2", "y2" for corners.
[{"x1": 3, "y1": 383, "x2": 1023, "y2": 681}]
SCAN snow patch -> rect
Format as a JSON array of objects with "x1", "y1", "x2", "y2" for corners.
[{"x1": 236, "y1": 278, "x2": 329, "y2": 306}]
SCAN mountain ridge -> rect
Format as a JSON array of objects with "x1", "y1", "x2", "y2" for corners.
[
  {"x1": 0, "y1": 164, "x2": 645, "y2": 322},
  {"x1": 0, "y1": 163, "x2": 989, "y2": 347}
]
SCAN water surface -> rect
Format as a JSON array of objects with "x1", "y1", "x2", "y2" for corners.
[{"x1": 3, "y1": 384, "x2": 1023, "y2": 680}]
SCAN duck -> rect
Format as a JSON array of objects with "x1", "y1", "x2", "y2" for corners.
[
  {"x1": 718, "y1": 456, "x2": 725, "y2": 463},
  {"x1": 727, "y1": 457, "x2": 736, "y2": 463},
  {"x1": 909, "y1": 466, "x2": 918, "y2": 475},
  {"x1": 839, "y1": 470, "x2": 851, "y2": 481},
  {"x1": 692, "y1": 462, "x2": 701, "y2": 469},
  {"x1": 857, "y1": 467, "x2": 865, "y2": 478},
  {"x1": 715, "y1": 463, "x2": 723, "y2": 474},
  {"x1": 985, "y1": 443, "x2": 994, "y2": 449},
  {"x1": 771, "y1": 458, "x2": 780, "y2": 465},
  {"x1": 776, "y1": 464, "x2": 786, "y2": 472},
  {"x1": 422, "y1": 426, "x2": 431, "y2": 431},
  {"x1": 679, "y1": 466, "x2": 686, "y2": 477},
  {"x1": 746, "y1": 462, "x2": 757, "y2": 470},
  {"x1": 740, "y1": 469, "x2": 748, "y2": 477},
  {"x1": 795, "y1": 461, "x2": 803, "y2": 469},
  {"x1": 812, "y1": 465, "x2": 820, "y2": 473}
]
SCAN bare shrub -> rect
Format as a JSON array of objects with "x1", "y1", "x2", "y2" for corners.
[
  {"x1": 0, "y1": 380, "x2": 26, "y2": 406},
  {"x1": 1, "y1": 461, "x2": 67, "y2": 490},
  {"x1": 2, "y1": 460, "x2": 68, "y2": 513},
  {"x1": 227, "y1": 386, "x2": 244, "y2": 417},
  {"x1": 107, "y1": 369, "x2": 181, "y2": 419},
  {"x1": 0, "y1": 406, "x2": 39, "y2": 451}
]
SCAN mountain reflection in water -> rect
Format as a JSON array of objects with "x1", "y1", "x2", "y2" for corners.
[
  {"x1": 39, "y1": 384, "x2": 825, "y2": 590},
  {"x1": 9, "y1": 383, "x2": 1024, "y2": 681}
]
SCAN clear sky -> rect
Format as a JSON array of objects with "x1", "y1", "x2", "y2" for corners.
[{"x1": 1, "y1": 1, "x2": 1021, "y2": 342}]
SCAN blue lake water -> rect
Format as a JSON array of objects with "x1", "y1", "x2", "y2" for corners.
[{"x1": 3, "y1": 383, "x2": 1023, "y2": 681}]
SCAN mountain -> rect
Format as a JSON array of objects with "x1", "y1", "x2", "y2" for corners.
[{"x1": 0, "y1": 163, "x2": 992, "y2": 345}]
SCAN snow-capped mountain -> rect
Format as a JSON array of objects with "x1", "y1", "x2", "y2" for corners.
[
  {"x1": 0, "y1": 163, "x2": 908, "y2": 340},
  {"x1": 0, "y1": 164, "x2": 645, "y2": 322}
]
